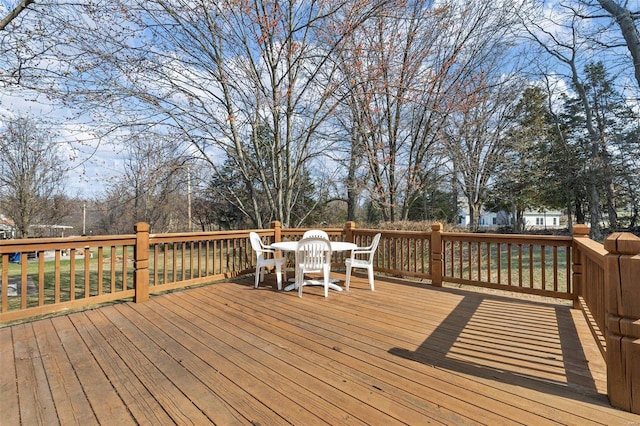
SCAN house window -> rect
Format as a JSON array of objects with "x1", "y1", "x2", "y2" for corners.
[
  {"x1": 553, "y1": 218, "x2": 557, "y2": 226},
  {"x1": 536, "y1": 217, "x2": 543, "y2": 225},
  {"x1": 492, "y1": 217, "x2": 497, "y2": 225}
]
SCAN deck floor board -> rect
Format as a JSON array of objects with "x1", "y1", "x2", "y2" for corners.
[{"x1": 3, "y1": 273, "x2": 640, "y2": 425}]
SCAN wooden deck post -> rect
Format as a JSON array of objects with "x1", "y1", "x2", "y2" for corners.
[
  {"x1": 271, "y1": 221, "x2": 282, "y2": 243},
  {"x1": 134, "y1": 222, "x2": 150, "y2": 303},
  {"x1": 344, "y1": 221, "x2": 356, "y2": 243},
  {"x1": 431, "y1": 223, "x2": 443, "y2": 287},
  {"x1": 572, "y1": 224, "x2": 589, "y2": 310},
  {"x1": 604, "y1": 232, "x2": 640, "y2": 414}
]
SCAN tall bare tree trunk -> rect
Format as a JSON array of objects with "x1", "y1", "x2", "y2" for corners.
[{"x1": 598, "y1": 0, "x2": 640, "y2": 90}]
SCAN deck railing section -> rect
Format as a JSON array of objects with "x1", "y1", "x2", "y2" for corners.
[
  {"x1": 1, "y1": 222, "x2": 581, "y2": 323},
  {"x1": 440, "y1": 231, "x2": 574, "y2": 300},
  {"x1": 351, "y1": 229, "x2": 432, "y2": 279},
  {"x1": 147, "y1": 229, "x2": 256, "y2": 294},
  {"x1": 572, "y1": 224, "x2": 607, "y2": 356},
  {"x1": 0, "y1": 235, "x2": 137, "y2": 323}
]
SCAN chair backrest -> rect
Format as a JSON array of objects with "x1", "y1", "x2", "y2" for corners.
[
  {"x1": 302, "y1": 229, "x2": 329, "y2": 240},
  {"x1": 295, "y1": 237, "x2": 332, "y2": 272},
  {"x1": 249, "y1": 232, "x2": 265, "y2": 255},
  {"x1": 367, "y1": 233, "x2": 382, "y2": 262}
]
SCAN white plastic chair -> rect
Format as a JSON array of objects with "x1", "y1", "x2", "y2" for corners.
[
  {"x1": 249, "y1": 232, "x2": 286, "y2": 290},
  {"x1": 302, "y1": 229, "x2": 329, "y2": 240},
  {"x1": 344, "y1": 233, "x2": 381, "y2": 291},
  {"x1": 295, "y1": 237, "x2": 332, "y2": 298}
]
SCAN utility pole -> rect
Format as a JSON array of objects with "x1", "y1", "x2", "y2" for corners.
[{"x1": 83, "y1": 203, "x2": 86, "y2": 235}]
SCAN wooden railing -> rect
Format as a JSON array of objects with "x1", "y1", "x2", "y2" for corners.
[
  {"x1": 572, "y1": 225, "x2": 607, "y2": 357},
  {"x1": 0, "y1": 234, "x2": 138, "y2": 323},
  {"x1": 0, "y1": 221, "x2": 588, "y2": 323},
  {"x1": 2, "y1": 220, "x2": 640, "y2": 412},
  {"x1": 440, "y1": 231, "x2": 573, "y2": 299}
]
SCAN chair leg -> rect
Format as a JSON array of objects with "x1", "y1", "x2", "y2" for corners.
[
  {"x1": 367, "y1": 266, "x2": 375, "y2": 291},
  {"x1": 275, "y1": 264, "x2": 283, "y2": 290},
  {"x1": 254, "y1": 266, "x2": 260, "y2": 288},
  {"x1": 296, "y1": 266, "x2": 304, "y2": 297},
  {"x1": 345, "y1": 265, "x2": 352, "y2": 291},
  {"x1": 298, "y1": 274, "x2": 304, "y2": 297},
  {"x1": 323, "y1": 268, "x2": 330, "y2": 298}
]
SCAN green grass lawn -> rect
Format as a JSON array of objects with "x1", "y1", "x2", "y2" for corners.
[{"x1": 3, "y1": 244, "x2": 251, "y2": 312}]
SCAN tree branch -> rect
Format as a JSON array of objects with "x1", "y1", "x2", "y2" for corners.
[{"x1": 0, "y1": 0, "x2": 36, "y2": 31}]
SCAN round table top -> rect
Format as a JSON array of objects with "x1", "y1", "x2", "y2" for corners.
[{"x1": 270, "y1": 241, "x2": 357, "y2": 252}]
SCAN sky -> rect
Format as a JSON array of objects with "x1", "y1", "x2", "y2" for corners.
[
  {"x1": 2, "y1": 0, "x2": 638, "y2": 199},
  {"x1": 1, "y1": 1, "x2": 127, "y2": 198},
  {"x1": 0, "y1": 89, "x2": 124, "y2": 198}
]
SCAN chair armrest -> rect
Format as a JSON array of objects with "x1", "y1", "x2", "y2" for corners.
[
  {"x1": 351, "y1": 248, "x2": 373, "y2": 255},
  {"x1": 347, "y1": 249, "x2": 372, "y2": 259}
]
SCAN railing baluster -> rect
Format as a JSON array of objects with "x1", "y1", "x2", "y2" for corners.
[
  {"x1": 54, "y1": 250, "x2": 61, "y2": 304},
  {"x1": 553, "y1": 246, "x2": 559, "y2": 292},
  {"x1": 540, "y1": 246, "x2": 547, "y2": 290},
  {"x1": 84, "y1": 247, "x2": 91, "y2": 299},
  {"x1": 70, "y1": 250, "x2": 76, "y2": 301},
  {"x1": 497, "y1": 243, "x2": 502, "y2": 284},
  {"x1": 518, "y1": 244, "x2": 523, "y2": 288},
  {"x1": 110, "y1": 246, "x2": 117, "y2": 293},
  {"x1": 2, "y1": 255, "x2": 8, "y2": 312},
  {"x1": 98, "y1": 247, "x2": 104, "y2": 295},
  {"x1": 38, "y1": 253, "x2": 45, "y2": 306}
]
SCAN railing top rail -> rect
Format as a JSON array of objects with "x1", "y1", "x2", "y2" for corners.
[
  {"x1": 0, "y1": 235, "x2": 137, "y2": 253},
  {"x1": 442, "y1": 232, "x2": 573, "y2": 245},
  {"x1": 573, "y1": 234, "x2": 607, "y2": 267},
  {"x1": 354, "y1": 229, "x2": 431, "y2": 237},
  {"x1": 150, "y1": 229, "x2": 255, "y2": 239},
  {"x1": 149, "y1": 229, "x2": 257, "y2": 244},
  {"x1": 280, "y1": 228, "x2": 344, "y2": 238}
]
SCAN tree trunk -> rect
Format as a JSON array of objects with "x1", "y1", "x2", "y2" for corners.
[
  {"x1": 598, "y1": 0, "x2": 640, "y2": 90},
  {"x1": 575, "y1": 198, "x2": 585, "y2": 224},
  {"x1": 566, "y1": 203, "x2": 574, "y2": 232},
  {"x1": 515, "y1": 208, "x2": 524, "y2": 232},
  {"x1": 606, "y1": 180, "x2": 618, "y2": 229},
  {"x1": 468, "y1": 201, "x2": 481, "y2": 232},
  {"x1": 589, "y1": 181, "x2": 603, "y2": 241},
  {"x1": 346, "y1": 130, "x2": 359, "y2": 222}
]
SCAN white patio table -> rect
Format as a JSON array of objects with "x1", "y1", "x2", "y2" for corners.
[{"x1": 270, "y1": 241, "x2": 357, "y2": 292}]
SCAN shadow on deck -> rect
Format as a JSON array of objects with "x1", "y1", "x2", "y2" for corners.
[{"x1": 2, "y1": 272, "x2": 639, "y2": 425}]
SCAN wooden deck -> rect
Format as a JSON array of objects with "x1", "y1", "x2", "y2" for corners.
[{"x1": 2, "y1": 273, "x2": 640, "y2": 425}]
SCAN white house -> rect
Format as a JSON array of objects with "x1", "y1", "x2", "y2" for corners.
[
  {"x1": 521, "y1": 210, "x2": 563, "y2": 229},
  {"x1": 458, "y1": 207, "x2": 563, "y2": 230}
]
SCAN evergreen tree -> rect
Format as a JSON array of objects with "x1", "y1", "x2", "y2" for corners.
[
  {"x1": 559, "y1": 61, "x2": 635, "y2": 233},
  {"x1": 488, "y1": 87, "x2": 554, "y2": 231}
]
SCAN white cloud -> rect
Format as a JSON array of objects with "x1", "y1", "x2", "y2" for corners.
[{"x1": 0, "y1": 89, "x2": 125, "y2": 198}]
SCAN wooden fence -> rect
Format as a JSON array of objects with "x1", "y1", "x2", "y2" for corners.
[{"x1": 1, "y1": 220, "x2": 639, "y2": 413}]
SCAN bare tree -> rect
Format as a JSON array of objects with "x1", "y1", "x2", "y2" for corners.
[
  {"x1": 333, "y1": 1, "x2": 527, "y2": 223},
  {"x1": 4, "y1": 0, "x2": 387, "y2": 228},
  {"x1": 0, "y1": 116, "x2": 67, "y2": 237},
  {"x1": 594, "y1": 0, "x2": 640, "y2": 90},
  {"x1": 444, "y1": 76, "x2": 523, "y2": 232},
  {"x1": 94, "y1": 132, "x2": 192, "y2": 234}
]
